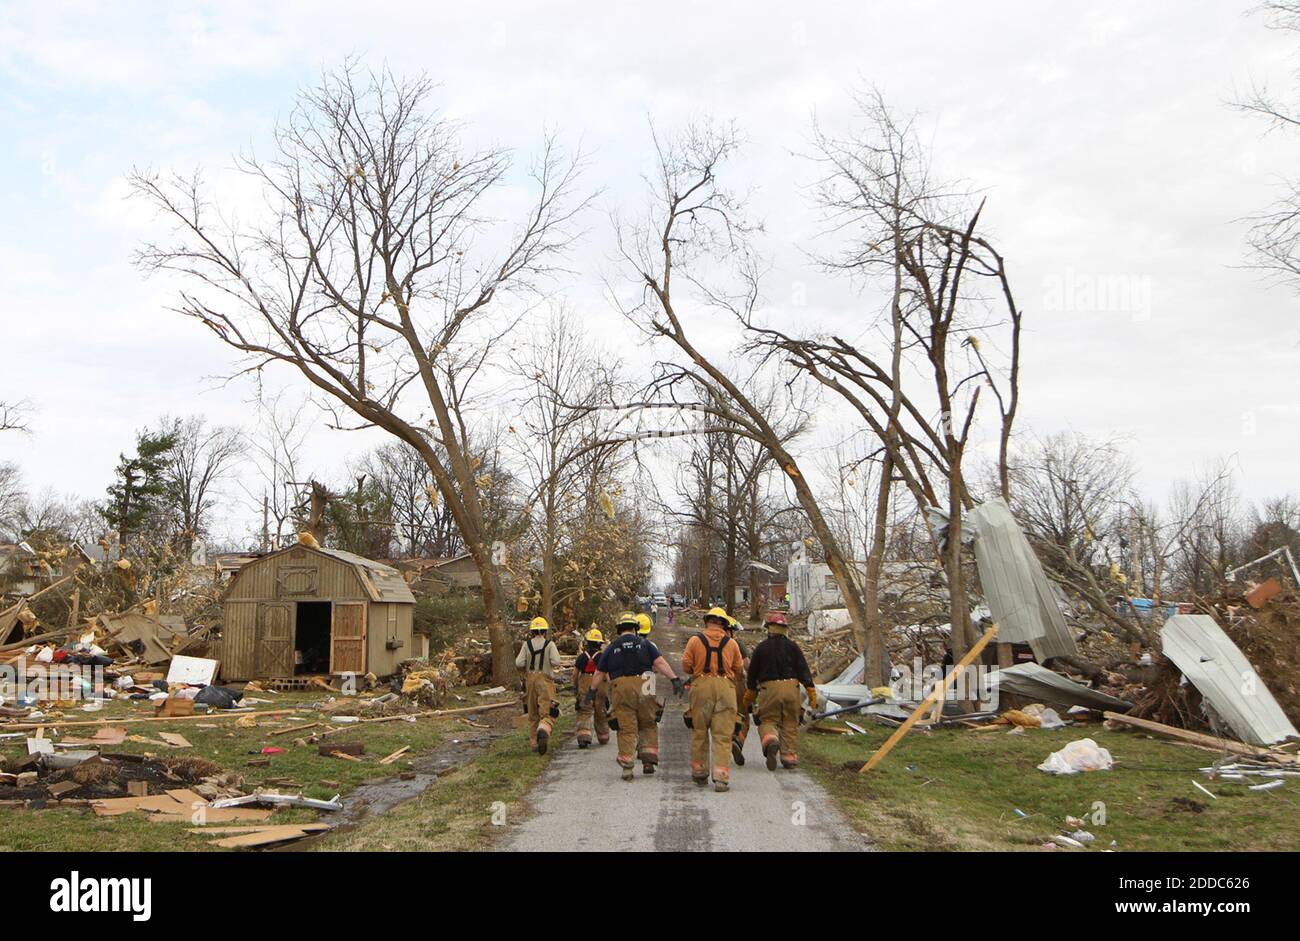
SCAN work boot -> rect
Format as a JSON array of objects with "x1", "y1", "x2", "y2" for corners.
[
  {"x1": 536, "y1": 728, "x2": 549, "y2": 755},
  {"x1": 781, "y1": 754, "x2": 798, "y2": 769},
  {"x1": 578, "y1": 740, "x2": 589, "y2": 750},
  {"x1": 764, "y1": 740, "x2": 779, "y2": 771},
  {"x1": 622, "y1": 765, "x2": 635, "y2": 782},
  {"x1": 713, "y1": 779, "x2": 730, "y2": 793},
  {"x1": 732, "y1": 737, "x2": 745, "y2": 766},
  {"x1": 692, "y1": 774, "x2": 709, "y2": 787},
  {"x1": 642, "y1": 761, "x2": 655, "y2": 775}
]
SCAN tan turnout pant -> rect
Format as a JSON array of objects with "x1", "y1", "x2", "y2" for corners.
[
  {"x1": 689, "y1": 674, "x2": 737, "y2": 783},
  {"x1": 576, "y1": 673, "x2": 610, "y2": 745},
  {"x1": 525, "y1": 672, "x2": 556, "y2": 749},
  {"x1": 756, "y1": 678, "x2": 801, "y2": 766},
  {"x1": 610, "y1": 675, "x2": 657, "y2": 767},
  {"x1": 732, "y1": 666, "x2": 750, "y2": 747}
]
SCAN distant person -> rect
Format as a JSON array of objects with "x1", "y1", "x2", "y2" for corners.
[
  {"x1": 744, "y1": 612, "x2": 815, "y2": 771},
  {"x1": 515, "y1": 616, "x2": 561, "y2": 755}
]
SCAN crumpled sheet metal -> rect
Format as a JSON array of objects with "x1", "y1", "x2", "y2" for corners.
[
  {"x1": 964, "y1": 498, "x2": 1078, "y2": 661},
  {"x1": 1160, "y1": 614, "x2": 1298, "y2": 746}
]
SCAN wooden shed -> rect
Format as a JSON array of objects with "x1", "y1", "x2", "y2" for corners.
[{"x1": 217, "y1": 544, "x2": 416, "y2": 681}]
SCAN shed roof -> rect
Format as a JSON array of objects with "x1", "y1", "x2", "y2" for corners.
[{"x1": 236, "y1": 544, "x2": 416, "y2": 604}]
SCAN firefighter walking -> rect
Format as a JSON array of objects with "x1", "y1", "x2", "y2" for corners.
[
  {"x1": 681, "y1": 607, "x2": 745, "y2": 791},
  {"x1": 634, "y1": 612, "x2": 665, "y2": 772},
  {"x1": 516, "y1": 616, "x2": 562, "y2": 754},
  {"x1": 573, "y1": 626, "x2": 610, "y2": 748},
  {"x1": 723, "y1": 615, "x2": 751, "y2": 766},
  {"x1": 586, "y1": 611, "x2": 684, "y2": 781},
  {"x1": 743, "y1": 611, "x2": 816, "y2": 770}
]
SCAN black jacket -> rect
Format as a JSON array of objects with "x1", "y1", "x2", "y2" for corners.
[{"x1": 746, "y1": 634, "x2": 813, "y2": 690}]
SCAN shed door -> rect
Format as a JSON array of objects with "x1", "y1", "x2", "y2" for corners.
[
  {"x1": 331, "y1": 602, "x2": 366, "y2": 675},
  {"x1": 256, "y1": 603, "x2": 294, "y2": 678}
]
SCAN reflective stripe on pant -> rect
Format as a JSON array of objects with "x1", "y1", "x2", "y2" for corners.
[
  {"x1": 576, "y1": 674, "x2": 610, "y2": 744},
  {"x1": 732, "y1": 667, "x2": 750, "y2": 746},
  {"x1": 688, "y1": 674, "x2": 737, "y2": 782},
  {"x1": 756, "y1": 678, "x2": 801, "y2": 766},
  {"x1": 635, "y1": 679, "x2": 662, "y2": 762},
  {"x1": 611, "y1": 675, "x2": 655, "y2": 767},
  {"x1": 526, "y1": 672, "x2": 556, "y2": 747}
]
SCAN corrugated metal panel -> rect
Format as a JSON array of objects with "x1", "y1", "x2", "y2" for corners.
[
  {"x1": 966, "y1": 498, "x2": 1078, "y2": 661},
  {"x1": 1160, "y1": 614, "x2": 1298, "y2": 746},
  {"x1": 990, "y1": 662, "x2": 1132, "y2": 711}
]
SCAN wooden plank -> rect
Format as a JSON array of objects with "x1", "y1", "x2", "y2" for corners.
[
  {"x1": 859, "y1": 625, "x2": 998, "y2": 773},
  {"x1": 0, "y1": 708, "x2": 305, "y2": 733},
  {"x1": 379, "y1": 745, "x2": 411, "y2": 765},
  {"x1": 203, "y1": 826, "x2": 323, "y2": 848},
  {"x1": 1101, "y1": 711, "x2": 1281, "y2": 759}
]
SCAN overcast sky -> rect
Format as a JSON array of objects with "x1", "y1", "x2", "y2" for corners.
[{"x1": 1, "y1": 1, "x2": 1297, "y2": 546}]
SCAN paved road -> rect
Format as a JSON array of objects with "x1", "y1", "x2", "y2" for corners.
[{"x1": 500, "y1": 615, "x2": 871, "y2": 852}]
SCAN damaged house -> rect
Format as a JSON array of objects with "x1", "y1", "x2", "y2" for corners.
[{"x1": 215, "y1": 544, "x2": 416, "y2": 681}]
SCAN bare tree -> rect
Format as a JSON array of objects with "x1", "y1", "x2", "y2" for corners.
[
  {"x1": 161, "y1": 415, "x2": 244, "y2": 557},
  {"x1": 0, "y1": 400, "x2": 30, "y2": 433},
  {"x1": 240, "y1": 391, "x2": 312, "y2": 550},
  {"x1": 599, "y1": 120, "x2": 880, "y2": 675},
  {"x1": 130, "y1": 65, "x2": 587, "y2": 681},
  {"x1": 1233, "y1": 2, "x2": 1300, "y2": 291},
  {"x1": 750, "y1": 90, "x2": 1025, "y2": 683},
  {"x1": 510, "y1": 307, "x2": 625, "y2": 625},
  {"x1": 1006, "y1": 432, "x2": 1147, "y2": 642},
  {"x1": 0, "y1": 462, "x2": 24, "y2": 537}
]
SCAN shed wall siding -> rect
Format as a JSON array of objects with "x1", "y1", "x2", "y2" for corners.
[{"x1": 222, "y1": 601, "x2": 259, "y2": 680}]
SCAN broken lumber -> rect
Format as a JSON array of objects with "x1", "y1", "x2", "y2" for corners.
[
  {"x1": 860, "y1": 625, "x2": 998, "y2": 774},
  {"x1": 379, "y1": 745, "x2": 411, "y2": 765},
  {"x1": 1102, "y1": 711, "x2": 1282, "y2": 759},
  {"x1": 0, "y1": 709, "x2": 306, "y2": 733}
]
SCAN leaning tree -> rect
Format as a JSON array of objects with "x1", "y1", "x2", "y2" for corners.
[{"x1": 130, "y1": 65, "x2": 587, "y2": 682}]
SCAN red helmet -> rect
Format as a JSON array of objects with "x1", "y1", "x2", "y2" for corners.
[{"x1": 764, "y1": 611, "x2": 788, "y2": 627}]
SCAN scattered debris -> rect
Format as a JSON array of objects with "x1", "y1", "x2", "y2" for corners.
[{"x1": 1037, "y1": 738, "x2": 1114, "y2": 775}]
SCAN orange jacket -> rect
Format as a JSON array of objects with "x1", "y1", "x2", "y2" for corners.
[{"x1": 681, "y1": 625, "x2": 744, "y2": 679}]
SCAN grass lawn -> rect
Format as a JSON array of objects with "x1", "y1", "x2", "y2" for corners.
[
  {"x1": 0, "y1": 686, "x2": 519, "y2": 852},
  {"x1": 313, "y1": 715, "x2": 570, "y2": 852},
  {"x1": 802, "y1": 721, "x2": 1300, "y2": 852}
]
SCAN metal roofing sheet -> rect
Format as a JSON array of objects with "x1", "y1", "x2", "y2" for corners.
[
  {"x1": 989, "y1": 662, "x2": 1132, "y2": 711},
  {"x1": 966, "y1": 499, "x2": 1078, "y2": 661},
  {"x1": 1160, "y1": 614, "x2": 1298, "y2": 746}
]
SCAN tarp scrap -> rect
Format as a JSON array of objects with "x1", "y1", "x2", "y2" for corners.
[{"x1": 1160, "y1": 614, "x2": 1299, "y2": 746}]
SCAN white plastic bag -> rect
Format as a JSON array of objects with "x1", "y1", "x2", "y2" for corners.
[{"x1": 1038, "y1": 738, "x2": 1113, "y2": 775}]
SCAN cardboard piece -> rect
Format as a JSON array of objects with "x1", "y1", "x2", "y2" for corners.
[{"x1": 166, "y1": 655, "x2": 219, "y2": 686}]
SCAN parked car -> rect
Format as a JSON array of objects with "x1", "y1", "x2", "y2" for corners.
[
  {"x1": 670, "y1": 593, "x2": 686, "y2": 607},
  {"x1": 651, "y1": 592, "x2": 667, "y2": 606}
]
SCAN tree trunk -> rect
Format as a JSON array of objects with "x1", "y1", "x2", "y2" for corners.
[{"x1": 863, "y1": 453, "x2": 893, "y2": 688}]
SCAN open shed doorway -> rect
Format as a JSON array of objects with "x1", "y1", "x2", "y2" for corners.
[{"x1": 294, "y1": 601, "x2": 332, "y2": 674}]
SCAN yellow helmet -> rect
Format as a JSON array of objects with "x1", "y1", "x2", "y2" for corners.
[
  {"x1": 636, "y1": 613, "x2": 652, "y2": 635},
  {"x1": 705, "y1": 606, "x2": 729, "y2": 625},
  {"x1": 584, "y1": 627, "x2": 605, "y2": 643},
  {"x1": 616, "y1": 611, "x2": 639, "y2": 630},
  {"x1": 529, "y1": 616, "x2": 549, "y2": 633},
  {"x1": 724, "y1": 615, "x2": 739, "y2": 631}
]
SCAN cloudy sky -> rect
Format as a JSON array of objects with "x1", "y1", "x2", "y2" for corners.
[{"x1": 1, "y1": 1, "x2": 1296, "y2": 545}]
